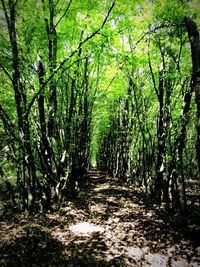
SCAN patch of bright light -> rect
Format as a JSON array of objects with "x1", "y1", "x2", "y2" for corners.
[
  {"x1": 126, "y1": 247, "x2": 143, "y2": 260},
  {"x1": 125, "y1": 246, "x2": 149, "y2": 260},
  {"x1": 145, "y1": 253, "x2": 168, "y2": 267},
  {"x1": 69, "y1": 222, "x2": 104, "y2": 235}
]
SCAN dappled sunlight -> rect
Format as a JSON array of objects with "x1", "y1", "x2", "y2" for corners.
[
  {"x1": 125, "y1": 246, "x2": 149, "y2": 259},
  {"x1": 1, "y1": 0, "x2": 200, "y2": 264},
  {"x1": 94, "y1": 184, "x2": 110, "y2": 192},
  {"x1": 90, "y1": 202, "x2": 108, "y2": 215},
  {"x1": 144, "y1": 252, "x2": 168, "y2": 267},
  {"x1": 1, "y1": 170, "x2": 200, "y2": 266},
  {"x1": 69, "y1": 222, "x2": 104, "y2": 235}
]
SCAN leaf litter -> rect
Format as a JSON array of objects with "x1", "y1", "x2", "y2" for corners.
[{"x1": 0, "y1": 169, "x2": 200, "y2": 266}]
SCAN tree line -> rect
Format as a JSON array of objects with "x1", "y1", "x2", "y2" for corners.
[{"x1": 0, "y1": 0, "x2": 199, "y2": 215}]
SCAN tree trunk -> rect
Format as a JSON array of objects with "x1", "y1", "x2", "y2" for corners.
[
  {"x1": 45, "y1": 0, "x2": 58, "y2": 138},
  {"x1": 185, "y1": 16, "x2": 200, "y2": 175},
  {"x1": 1, "y1": 0, "x2": 37, "y2": 212},
  {"x1": 38, "y1": 60, "x2": 55, "y2": 210},
  {"x1": 155, "y1": 71, "x2": 165, "y2": 203}
]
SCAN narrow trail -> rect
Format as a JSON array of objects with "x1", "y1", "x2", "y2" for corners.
[{"x1": 0, "y1": 170, "x2": 200, "y2": 266}]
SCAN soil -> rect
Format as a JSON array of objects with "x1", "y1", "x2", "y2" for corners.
[{"x1": 0, "y1": 169, "x2": 200, "y2": 266}]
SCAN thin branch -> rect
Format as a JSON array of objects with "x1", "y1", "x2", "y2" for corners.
[
  {"x1": 1, "y1": 0, "x2": 10, "y2": 29},
  {"x1": 116, "y1": 22, "x2": 184, "y2": 73},
  {"x1": 0, "y1": 64, "x2": 13, "y2": 82},
  {"x1": 13, "y1": 0, "x2": 19, "y2": 8},
  {"x1": 55, "y1": 55, "x2": 89, "y2": 85},
  {"x1": 54, "y1": 0, "x2": 60, "y2": 9},
  {"x1": 54, "y1": 0, "x2": 72, "y2": 29},
  {"x1": 132, "y1": 22, "x2": 184, "y2": 51},
  {"x1": 148, "y1": 39, "x2": 159, "y2": 97},
  {"x1": 0, "y1": 104, "x2": 18, "y2": 142},
  {"x1": 26, "y1": 55, "x2": 89, "y2": 118},
  {"x1": 104, "y1": 74, "x2": 117, "y2": 93},
  {"x1": 26, "y1": 1, "x2": 115, "y2": 117},
  {"x1": 177, "y1": 34, "x2": 185, "y2": 72}
]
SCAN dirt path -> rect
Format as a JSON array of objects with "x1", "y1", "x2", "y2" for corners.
[{"x1": 0, "y1": 169, "x2": 200, "y2": 266}]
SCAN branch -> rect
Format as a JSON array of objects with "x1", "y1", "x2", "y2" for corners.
[
  {"x1": 132, "y1": 22, "x2": 184, "y2": 51},
  {"x1": 52, "y1": 1, "x2": 114, "y2": 78},
  {"x1": 118, "y1": 22, "x2": 184, "y2": 71},
  {"x1": 26, "y1": 1, "x2": 115, "y2": 116},
  {"x1": 49, "y1": 1, "x2": 115, "y2": 79},
  {"x1": 54, "y1": 0, "x2": 60, "y2": 9},
  {"x1": 0, "y1": 64, "x2": 13, "y2": 82},
  {"x1": 148, "y1": 40, "x2": 159, "y2": 97},
  {"x1": 26, "y1": 55, "x2": 89, "y2": 118},
  {"x1": 0, "y1": 104, "x2": 18, "y2": 142},
  {"x1": 13, "y1": 0, "x2": 19, "y2": 8},
  {"x1": 54, "y1": 0, "x2": 72, "y2": 29},
  {"x1": 1, "y1": 0, "x2": 10, "y2": 29}
]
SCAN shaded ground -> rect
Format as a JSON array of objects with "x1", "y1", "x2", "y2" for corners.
[{"x1": 0, "y1": 170, "x2": 200, "y2": 266}]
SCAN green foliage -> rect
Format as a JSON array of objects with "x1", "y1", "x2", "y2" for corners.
[{"x1": 0, "y1": 0, "x2": 199, "y2": 212}]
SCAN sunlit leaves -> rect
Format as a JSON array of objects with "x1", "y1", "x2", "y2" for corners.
[{"x1": 0, "y1": 0, "x2": 199, "y2": 210}]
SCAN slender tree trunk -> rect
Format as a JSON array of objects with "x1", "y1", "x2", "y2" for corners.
[
  {"x1": 38, "y1": 60, "x2": 54, "y2": 210},
  {"x1": 185, "y1": 16, "x2": 200, "y2": 175},
  {"x1": 168, "y1": 80, "x2": 193, "y2": 213},
  {"x1": 45, "y1": 0, "x2": 58, "y2": 137},
  {"x1": 155, "y1": 72, "x2": 165, "y2": 203},
  {"x1": 1, "y1": 0, "x2": 37, "y2": 211}
]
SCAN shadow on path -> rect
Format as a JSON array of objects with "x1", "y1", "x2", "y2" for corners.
[
  {"x1": 0, "y1": 226, "x2": 67, "y2": 267},
  {"x1": 0, "y1": 169, "x2": 200, "y2": 266}
]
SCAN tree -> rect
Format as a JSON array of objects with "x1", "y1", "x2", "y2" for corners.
[
  {"x1": 0, "y1": 0, "x2": 199, "y2": 217},
  {"x1": 185, "y1": 16, "x2": 200, "y2": 176},
  {"x1": 0, "y1": 0, "x2": 115, "y2": 212}
]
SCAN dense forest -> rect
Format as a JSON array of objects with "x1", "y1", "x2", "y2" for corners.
[{"x1": 0, "y1": 0, "x2": 200, "y2": 266}]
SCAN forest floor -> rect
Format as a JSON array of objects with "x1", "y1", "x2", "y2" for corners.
[{"x1": 0, "y1": 169, "x2": 200, "y2": 266}]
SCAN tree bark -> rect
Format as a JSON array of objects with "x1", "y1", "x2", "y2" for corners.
[
  {"x1": 185, "y1": 16, "x2": 200, "y2": 175},
  {"x1": 1, "y1": 0, "x2": 37, "y2": 211}
]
